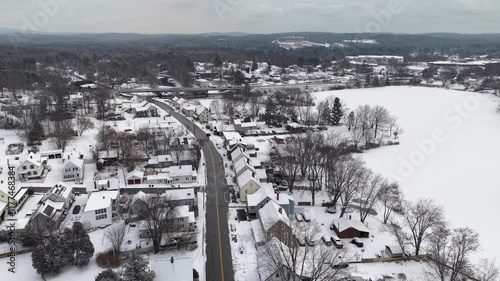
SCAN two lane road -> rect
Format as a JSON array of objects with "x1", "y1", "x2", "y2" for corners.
[{"x1": 149, "y1": 99, "x2": 234, "y2": 281}]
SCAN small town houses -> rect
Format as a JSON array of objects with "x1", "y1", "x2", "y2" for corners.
[{"x1": 82, "y1": 190, "x2": 119, "y2": 229}]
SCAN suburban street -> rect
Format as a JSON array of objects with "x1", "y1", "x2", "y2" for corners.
[{"x1": 149, "y1": 99, "x2": 234, "y2": 281}]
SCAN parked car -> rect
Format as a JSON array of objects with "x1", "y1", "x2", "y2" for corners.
[
  {"x1": 351, "y1": 237, "x2": 363, "y2": 248},
  {"x1": 306, "y1": 237, "x2": 315, "y2": 247},
  {"x1": 216, "y1": 143, "x2": 222, "y2": 149},
  {"x1": 301, "y1": 212, "x2": 311, "y2": 222},
  {"x1": 294, "y1": 213, "x2": 304, "y2": 222},
  {"x1": 322, "y1": 236, "x2": 332, "y2": 246},
  {"x1": 279, "y1": 185, "x2": 288, "y2": 191},
  {"x1": 72, "y1": 205, "x2": 81, "y2": 214},
  {"x1": 161, "y1": 238, "x2": 177, "y2": 248},
  {"x1": 281, "y1": 180, "x2": 288, "y2": 186},
  {"x1": 326, "y1": 205, "x2": 337, "y2": 214},
  {"x1": 296, "y1": 237, "x2": 306, "y2": 247},
  {"x1": 331, "y1": 236, "x2": 344, "y2": 249},
  {"x1": 332, "y1": 263, "x2": 349, "y2": 269}
]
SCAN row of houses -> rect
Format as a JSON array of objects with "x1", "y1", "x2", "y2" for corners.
[{"x1": 172, "y1": 96, "x2": 212, "y2": 123}]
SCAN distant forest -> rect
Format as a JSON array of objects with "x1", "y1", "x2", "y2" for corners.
[{"x1": 2, "y1": 32, "x2": 500, "y2": 91}]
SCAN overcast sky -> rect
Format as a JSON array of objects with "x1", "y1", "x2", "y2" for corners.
[{"x1": 0, "y1": 0, "x2": 498, "y2": 34}]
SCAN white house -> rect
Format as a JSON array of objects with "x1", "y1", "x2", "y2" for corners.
[
  {"x1": 194, "y1": 106, "x2": 211, "y2": 123},
  {"x1": 168, "y1": 205, "x2": 196, "y2": 232},
  {"x1": 182, "y1": 104, "x2": 197, "y2": 117},
  {"x1": 237, "y1": 170, "x2": 262, "y2": 202},
  {"x1": 168, "y1": 165, "x2": 197, "y2": 184},
  {"x1": 62, "y1": 153, "x2": 84, "y2": 183},
  {"x1": 42, "y1": 183, "x2": 74, "y2": 210},
  {"x1": 233, "y1": 157, "x2": 255, "y2": 178},
  {"x1": 127, "y1": 170, "x2": 144, "y2": 185},
  {"x1": 149, "y1": 257, "x2": 193, "y2": 281},
  {"x1": 231, "y1": 147, "x2": 250, "y2": 164},
  {"x1": 83, "y1": 190, "x2": 119, "y2": 229},
  {"x1": 16, "y1": 152, "x2": 45, "y2": 181}
]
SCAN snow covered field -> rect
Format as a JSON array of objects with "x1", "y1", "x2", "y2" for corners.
[{"x1": 313, "y1": 86, "x2": 500, "y2": 261}]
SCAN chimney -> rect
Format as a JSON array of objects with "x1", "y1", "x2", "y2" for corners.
[
  {"x1": 276, "y1": 192, "x2": 280, "y2": 201},
  {"x1": 67, "y1": 155, "x2": 70, "y2": 160},
  {"x1": 170, "y1": 256, "x2": 174, "y2": 264},
  {"x1": 278, "y1": 207, "x2": 283, "y2": 214}
]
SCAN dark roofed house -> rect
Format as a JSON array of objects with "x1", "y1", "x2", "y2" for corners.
[{"x1": 330, "y1": 217, "x2": 369, "y2": 239}]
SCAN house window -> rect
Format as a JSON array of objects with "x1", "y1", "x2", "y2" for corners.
[
  {"x1": 96, "y1": 214, "x2": 107, "y2": 220},
  {"x1": 284, "y1": 233, "x2": 288, "y2": 238},
  {"x1": 23, "y1": 166, "x2": 27, "y2": 170},
  {"x1": 281, "y1": 225, "x2": 285, "y2": 229},
  {"x1": 27, "y1": 172, "x2": 32, "y2": 176},
  {"x1": 30, "y1": 165, "x2": 34, "y2": 169},
  {"x1": 274, "y1": 225, "x2": 277, "y2": 230},
  {"x1": 95, "y1": 208, "x2": 107, "y2": 215},
  {"x1": 250, "y1": 206, "x2": 255, "y2": 210},
  {"x1": 73, "y1": 168, "x2": 78, "y2": 171},
  {"x1": 33, "y1": 171, "x2": 37, "y2": 175}
]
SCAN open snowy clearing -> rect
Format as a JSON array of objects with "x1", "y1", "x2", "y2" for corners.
[{"x1": 313, "y1": 86, "x2": 500, "y2": 261}]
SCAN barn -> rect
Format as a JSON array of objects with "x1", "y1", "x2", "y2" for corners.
[{"x1": 331, "y1": 217, "x2": 370, "y2": 239}]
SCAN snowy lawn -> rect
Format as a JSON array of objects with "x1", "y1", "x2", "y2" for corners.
[{"x1": 313, "y1": 86, "x2": 500, "y2": 261}]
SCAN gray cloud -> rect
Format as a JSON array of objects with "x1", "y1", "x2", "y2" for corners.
[{"x1": 0, "y1": 0, "x2": 498, "y2": 34}]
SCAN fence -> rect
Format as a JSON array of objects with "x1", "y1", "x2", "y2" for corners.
[{"x1": 361, "y1": 254, "x2": 430, "y2": 264}]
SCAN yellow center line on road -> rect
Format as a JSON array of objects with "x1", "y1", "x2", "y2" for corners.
[{"x1": 208, "y1": 143, "x2": 225, "y2": 281}]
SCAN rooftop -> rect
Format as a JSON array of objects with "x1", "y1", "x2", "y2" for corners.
[
  {"x1": 84, "y1": 190, "x2": 119, "y2": 212},
  {"x1": 259, "y1": 200, "x2": 290, "y2": 232},
  {"x1": 149, "y1": 257, "x2": 193, "y2": 281},
  {"x1": 333, "y1": 217, "x2": 369, "y2": 233}
]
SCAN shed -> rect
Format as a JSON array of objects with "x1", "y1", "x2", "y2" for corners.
[{"x1": 385, "y1": 245, "x2": 404, "y2": 258}]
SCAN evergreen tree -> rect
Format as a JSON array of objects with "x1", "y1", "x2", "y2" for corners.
[
  {"x1": 69, "y1": 222, "x2": 95, "y2": 268},
  {"x1": 251, "y1": 61, "x2": 258, "y2": 72},
  {"x1": 332, "y1": 98, "x2": 343, "y2": 125},
  {"x1": 27, "y1": 113, "x2": 45, "y2": 145},
  {"x1": 320, "y1": 102, "x2": 331, "y2": 125},
  {"x1": 233, "y1": 70, "x2": 246, "y2": 85},
  {"x1": 96, "y1": 269, "x2": 119, "y2": 281},
  {"x1": 264, "y1": 96, "x2": 277, "y2": 125},
  {"x1": 385, "y1": 76, "x2": 390, "y2": 86},
  {"x1": 213, "y1": 53, "x2": 223, "y2": 68},
  {"x1": 347, "y1": 111, "x2": 355, "y2": 131},
  {"x1": 121, "y1": 252, "x2": 156, "y2": 281},
  {"x1": 365, "y1": 73, "x2": 371, "y2": 87},
  {"x1": 32, "y1": 236, "x2": 66, "y2": 280},
  {"x1": 373, "y1": 75, "x2": 380, "y2": 87}
]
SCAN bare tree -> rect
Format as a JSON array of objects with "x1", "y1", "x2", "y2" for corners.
[
  {"x1": 49, "y1": 119, "x2": 75, "y2": 152},
  {"x1": 76, "y1": 116, "x2": 95, "y2": 136},
  {"x1": 209, "y1": 99, "x2": 223, "y2": 117},
  {"x1": 96, "y1": 123, "x2": 117, "y2": 151},
  {"x1": 387, "y1": 221, "x2": 409, "y2": 257},
  {"x1": 259, "y1": 219, "x2": 351, "y2": 281},
  {"x1": 475, "y1": 259, "x2": 499, "y2": 281},
  {"x1": 358, "y1": 173, "x2": 385, "y2": 223},
  {"x1": 325, "y1": 155, "x2": 364, "y2": 213},
  {"x1": 104, "y1": 222, "x2": 126, "y2": 255},
  {"x1": 428, "y1": 227, "x2": 481, "y2": 281},
  {"x1": 339, "y1": 160, "x2": 369, "y2": 218},
  {"x1": 380, "y1": 181, "x2": 402, "y2": 224},
  {"x1": 274, "y1": 142, "x2": 302, "y2": 193},
  {"x1": 133, "y1": 194, "x2": 178, "y2": 253},
  {"x1": 116, "y1": 132, "x2": 142, "y2": 171},
  {"x1": 171, "y1": 143, "x2": 186, "y2": 167},
  {"x1": 370, "y1": 105, "x2": 391, "y2": 139},
  {"x1": 402, "y1": 198, "x2": 445, "y2": 255}
]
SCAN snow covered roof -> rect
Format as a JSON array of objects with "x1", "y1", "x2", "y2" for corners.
[
  {"x1": 247, "y1": 185, "x2": 293, "y2": 207},
  {"x1": 84, "y1": 190, "x2": 118, "y2": 212},
  {"x1": 386, "y1": 244, "x2": 403, "y2": 255},
  {"x1": 46, "y1": 182, "x2": 73, "y2": 200},
  {"x1": 127, "y1": 170, "x2": 144, "y2": 180},
  {"x1": 233, "y1": 157, "x2": 255, "y2": 174},
  {"x1": 166, "y1": 188, "x2": 196, "y2": 201},
  {"x1": 237, "y1": 170, "x2": 260, "y2": 188},
  {"x1": 131, "y1": 191, "x2": 148, "y2": 205},
  {"x1": 333, "y1": 217, "x2": 369, "y2": 233},
  {"x1": 222, "y1": 131, "x2": 242, "y2": 142},
  {"x1": 149, "y1": 257, "x2": 193, "y2": 281},
  {"x1": 195, "y1": 105, "x2": 208, "y2": 115},
  {"x1": 168, "y1": 165, "x2": 194, "y2": 178},
  {"x1": 259, "y1": 201, "x2": 289, "y2": 232},
  {"x1": 63, "y1": 153, "x2": 83, "y2": 168},
  {"x1": 231, "y1": 147, "x2": 249, "y2": 163}
]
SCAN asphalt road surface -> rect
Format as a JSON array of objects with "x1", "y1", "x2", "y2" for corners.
[{"x1": 149, "y1": 99, "x2": 234, "y2": 281}]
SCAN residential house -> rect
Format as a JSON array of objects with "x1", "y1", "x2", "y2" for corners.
[
  {"x1": 42, "y1": 183, "x2": 74, "y2": 210},
  {"x1": 231, "y1": 147, "x2": 250, "y2": 163},
  {"x1": 237, "y1": 170, "x2": 262, "y2": 202},
  {"x1": 40, "y1": 150, "x2": 63, "y2": 159},
  {"x1": 16, "y1": 152, "x2": 46, "y2": 181},
  {"x1": 194, "y1": 106, "x2": 211, "y2": 123},
  {"x1": 131, "y1": 189, "x2": 197, "y2": 216},
  {"x1": 31, "y1": 182, "x2": 75, "y2": 229},
  {"x1": 98, "y1": 150, "x2": 119, "y2": 165},
  {"x1": 13, "y1": 187, "x2": 30, "y2": 213},
  {"x1": 233, "y1": 157, "x2": 255, "y2": 178},
  {"x1": 222, "y1": 131, "x2": 242, "y2": 145},
  {"x1": 168, "y1": 165, "x2": 197, "y2": 184},
  {"x1": 175, "y1": 98, "x2": 187, "y2": 110},
  {"x1": 83, "y1": 190, "x2": 119, "y2": 229},
  {"x1": 94, "y1": 179, "x2": 110, "y2": 191},
  {"x1": 149, "y1": 257, "x2": 193, "y2": 281},
  {"x1": 62, "y1": 153, "x2": 84, "y2": 183},
  {"x1": 331, "y1": 217, "x2": 370, "y2": 239},
  {"x1": 135, "y1": 103, "x2": 159, "y2": 118},
  {"x1": 246, "y1": 185, "x2": 294, "y2": 218},
  {"x1": 233, "y1": 119, "x2": 257, "y2": 134},
  {"x1": 147, "y1": 155, "x2": 174, "y2": 168},
  {"x1": 139, "y1": 206, "x2": 196, "y2": 238},
  {"x1": 259, "y1": 201, "x2": 292, "y2": 245},
  {"x1": 182, "y1": 104, "x2": 197, "y2": 117},
  {"x1": 235, "y1": 105, "x2": 249, "y2": 118}
]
